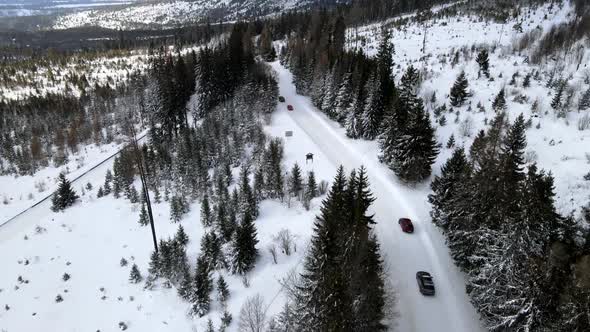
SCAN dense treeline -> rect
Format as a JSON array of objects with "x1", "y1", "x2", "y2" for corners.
[
  {"x1": 429, "y1": 112, "x2": 590, "y2": 331},
  {"x1": 281, "y1": 11, "x2": 438, "y2": 183},
  {"x1": 274, "y1": 166, "x2": 388, "y2": 331},
  {"x1": 0, "y1": 79, "x2": 147, "y2": 176}
]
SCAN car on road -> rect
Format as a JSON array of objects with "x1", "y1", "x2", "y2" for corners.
[
  {"x1": 279, "y1": 96, "x2": 285, "y2": 102},
  {"x1": 398, "y1": 218, "x2": 414, "y2": 233},
  {"x1": 287, "y1": 104, "x2": 294, "y2": 111},
  {"x1": 416, "y1": 271, "x2": 435, "y2": 296}
]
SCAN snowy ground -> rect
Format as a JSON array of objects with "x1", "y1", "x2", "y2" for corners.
[
  {"x1": 348, "y1": 0, "x2": 590, "y2": 219},
  {"x1": 0, "y1": 139, "x2": 127, "y2": 224}
]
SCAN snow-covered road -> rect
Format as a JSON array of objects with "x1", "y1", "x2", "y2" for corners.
[{"x1": 270, "y1": 61, "x2": 483, "y2": 332}]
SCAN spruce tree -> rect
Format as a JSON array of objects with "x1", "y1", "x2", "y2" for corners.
[
  {"x1": 201, "y1": 194, "x2": 213, "y2": 227},
  {"x1": 476, "y1": 49, "x2": 490, "y2": 78},
  {"x1": 306, "y1": 171, "x2": 318, "y2": 199},
  {"x1": 253, "y1": 167, "x2": 265, "y2": 202},
  {"x1": 205, "y1": 319, "x2": 214, "y2": 332},
  {"x1": 239, "y1": 165, "x2": 258, "y2": 219},
  {"x1": 289, "y1": 163, "x2": 303, "y2": 197},
  {"x1": 523, "y1": 73, "x2": 531, "y2": 87},
  {"x1": 148, "y1": 250, "x2": 161, "y2": 278},
  {"x1": 51, "y1": 173, "x2": 79, "y2": 212},
  {"x1": 353, "y1": 235, "x2": 386, "y2": 331},
  {"x1": 104, "y1": 169, "x2": 112, "y2": 195},
  {"x1": 551, "y1": 80, "x2": 565, "y2": 110},
  {"x1": 449, "y1": 71, "x2": 469, "y2": 107},
  {"x1": 169, "y1": 196, "x2": 183, "y2": 223},
  {"x1": 217, "y1": 275, "x2": 230, "y2": 303},
  {"x1": 295, "y1": 166, "x2": 353, "y2": 331},
  {"x1": 192, "y1": 256, "x2": 212, "y2": 317},
  {"x1": 178, "y1": 267, "x2": 192, "y2": 301},
  {"x1": 492, "y1": 88, "x2": 507, "y2": 112},
  {"x1": 446, "y1": 134, "x2": 456, "y2": 149},
  {"x1": 201, "y1": 231, "x2": 224, "y2": 270},
  {"x1": 498, "y1": 113, "x2": 527, "y2": 216},
  {"x1": 127, "y1": 185, "x2": 139, "y2": 203},
  {"x1": 129, "y1": 264, "x2": 142, "y2": 284},
  {"x1": 429, "y1": 147, "x2": 472, "y2": 230},
  {"x1": 231, "y1": 212, "x2": 258, "y2": 275},
  {"x1": 334, "y1": 72, "x2": 353, "y2": 123},
  {"x1": 175, "y1": 224, "x2": 189, "y2": 246},
  {"x1": 345, "y1": 87, "x2": 364, "y2": 139},
  {"x1": 138, "y1": 202, "x2": 149, "y2": 226},
  {"x1": 385, "y1": 98, "x2": 439, "y2": 183},
  {"x1": 361, "y1": 74, "x2": 382, "y2": 139}
]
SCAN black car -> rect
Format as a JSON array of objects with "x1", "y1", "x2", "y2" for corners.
[{"x1": 416, "y1": 271, "x2": 435, "y2": 296}]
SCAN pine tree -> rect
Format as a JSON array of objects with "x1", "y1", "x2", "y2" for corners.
[
  {"x1": 231, "y1": 212, "x2": 258, "y2": 275},
  {"x1": 289, "y1": 163, "x2": 303, "y2": 197},
  {"x1": 175, "y1": 224, "x2": 189, "y2": 246},
  {"x1": 139, "y1": 202, "x2": 149, "y2": 226},
  {"x1": 449, "y1": 71, "x2": 469, "y2": 107},
  {"x1": 579, "y1": 86, "x2": 590, "y2": 111},
  {"x1": 192, "y1": 256, "x2": 212, "y2": 317},
  {"x1": 51, "y1": 173, "x2": 79, "y2": 212},
  {"x1": 476, "y1": 49, "x2": 490, "y2": 78},
  {"x1": 129, "y1": 264, "x2": 142, "y2": 283},
  {"x1": 217, "y1": 275, "x2": 230, "y2": 303},
  {"x1": 97, "y1": 187, "x2": 104, "y2": 198},
  {"x1": 201, "y1": 194, "x2": 213, "y2": 227},
  {"x1": 492, "y1": 88, "x2": 507, "y2": 112}
]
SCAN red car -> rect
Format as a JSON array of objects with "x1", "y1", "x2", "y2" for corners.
[
  {"x1": 287, "y1": 104, "x2": 294, "y2": 111},
  {"x1": 398, "y1": 218, "x2": 414, "y2": 233}
]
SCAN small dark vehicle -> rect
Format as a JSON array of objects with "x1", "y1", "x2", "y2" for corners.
[
  {"x1": 287, "y1": 104, "x2": 294, "y2": 111},
  {"x1": 279, "y1": 96, "x2": 285, "y2": 102},
  {"x1": 398, "y1": 218, "x2": 414, "y2": 233},
  {"x1": 416, "y1": 271, "x2": 435, "y2": 296}
]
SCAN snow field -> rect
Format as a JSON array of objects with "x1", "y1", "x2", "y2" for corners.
[{"x1": 0, "y1": 93, "x2": 335, "y2": 331}]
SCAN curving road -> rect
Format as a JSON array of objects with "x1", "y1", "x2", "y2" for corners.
[{"x1": 271, "y1": 61, "x2": 483, "y2": 332}]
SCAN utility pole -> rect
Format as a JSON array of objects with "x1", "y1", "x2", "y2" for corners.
[{"x1": 128, "y1": 122, "x2": 158, "y2": 253}]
